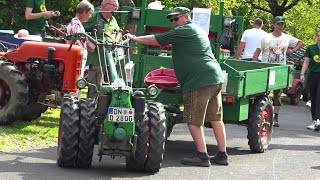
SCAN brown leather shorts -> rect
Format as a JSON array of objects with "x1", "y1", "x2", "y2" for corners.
[{"x1": 183, "y1": 84, "x2": 223, "y2": 126}]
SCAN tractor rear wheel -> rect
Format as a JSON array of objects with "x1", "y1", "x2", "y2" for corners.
[
  {"x1": 76, "y1": 98, "x2": 97, "y2": 168},
  {"x1": 145, "y1": 102, "x2": 166, "y2": 173},
  {"x1": 126, "y1": 108, "x2": 149, "y2": 171},
  {"x1": 0, "y1": 61, "x2": 29, "y2": 125},
  {"x1": 247, "y1": 96, "x2": 273, "y2": 153},
  {"x1": 21, "y1": 102, "x2": 48, "y2": 121},
  {"x1": 57, "y1": 94, "x2": 80, "y2": 167},
  {"x1": 289, "y1": 83, "x2": 303, "y2": 105}
]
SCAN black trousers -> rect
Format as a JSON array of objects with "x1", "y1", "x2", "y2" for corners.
[{"x1": 307, "y1": 72, "x2": 320, "y2": 120}]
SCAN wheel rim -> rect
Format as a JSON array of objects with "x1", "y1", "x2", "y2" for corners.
[
  {"x1": 260, "y1": 106, "x2": 271, "y2": 141},
  {"x1": 0, "y1": 79, "x2": 11, "y2": 110}
]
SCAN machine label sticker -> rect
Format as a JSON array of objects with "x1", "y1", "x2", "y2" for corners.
[
  {"x1": 269, "y1": 70, "x2": 276, "y2": 86},
  {"x1": 108, "y1": 107, "x2": 134, "y2": 123}
]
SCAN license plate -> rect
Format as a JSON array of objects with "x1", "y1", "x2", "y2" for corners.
[{"x1": 108, "y1": 107, "x2": 134, "y2": 123}]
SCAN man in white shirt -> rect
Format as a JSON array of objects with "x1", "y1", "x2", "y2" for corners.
[
  {"x1": 253, "y1": 16, "x2": 304, "y2": 127},
  {"x1": 235, "y1": 18, "x2": 268, "y2": 62}
]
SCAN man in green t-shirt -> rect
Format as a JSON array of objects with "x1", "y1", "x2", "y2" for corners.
[
  {"x1": 25, "y1": 0, "x2": 60, "y2": 36},
  {"x1": 126, "y1": 7, "x2": 228, "y2": 167},
  {"x1": 83, "y1": 0, "x2": 122, "y2": 99}
]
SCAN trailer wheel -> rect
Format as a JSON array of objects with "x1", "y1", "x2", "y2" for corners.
[
  {"x1": 247, "y1": 96, "x2": 273, "y2": 153},
  {"x1": 126, "y1": 110, "x2": 149, "y2": 171},
  {"x1": 0, "y1": 61, "x2": 29, "y2": 125},
  {"x1": 21, "y1": 102, "x2": 48, "y2": 121},
  {"x1": 76, "y1": 98, "x2": 97, "y2": 168},
  {"x1": 145, "y1": 102, "x2": 166, "y2": 173},
  {"x1": 57, "y1": 95, "x2": 80, "y2": 167},
  {"x1": 290, "y1": 83, "x2": 303, "y2": 105}
]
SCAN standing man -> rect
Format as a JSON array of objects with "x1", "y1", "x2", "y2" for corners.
[
  {"x1": 25, "y1": 0, "x2": 60, "y2": 36},
  {"x1": 83, "y1": 0, "x2": 122, "y2": 99},
  {"x1": 253, "y1": 16, "x2": 304, "y2": 127},
  {"x1": 126, "y1": 7, "x2": 228, "y2": 167},
  {"x1": 235, "y1": 18, "x2": 268, "y2": 61}
]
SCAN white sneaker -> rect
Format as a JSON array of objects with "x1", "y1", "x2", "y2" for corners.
[
  {"x1": 306, "y1": 100, "x2": 311, "y2": 108},
  {"x1": 307, "y1": 120, "x2": 320, "y2": 130}
]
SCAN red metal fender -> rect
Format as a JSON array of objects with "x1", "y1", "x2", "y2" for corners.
[{"x1": 287, "y1": 79, "x2": 302, "y2": 94}]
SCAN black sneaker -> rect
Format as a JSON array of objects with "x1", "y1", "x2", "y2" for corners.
[
  {"x1": 181, "y1": 153, "x2": 210, "y2": 167},
  {"x1": 273, "y1": 113, "x2": 279, "y2": 127},
  {"x1": 210, "y1": 151, "x2": 229, "y2": 165}
]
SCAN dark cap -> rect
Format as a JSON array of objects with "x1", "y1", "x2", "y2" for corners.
[
  {"x1": 274, "y1": 16, "x2": 285, "y2": 23},
  {"x1": 166, "y1": 7, "x2": 190, "y2": 18}
]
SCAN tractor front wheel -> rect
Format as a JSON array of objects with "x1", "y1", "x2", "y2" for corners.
[
  {"x1": 126, "y1": 107, "x2": 149, "y2": 171},
  {"x1": 247, "y1": 96, "x2": 273, "y2": 153},
  {"x1": 144, "y1": 102, "x2": 166, "y2": 173},
  {"x1": 76, "y1": 98, "x2": 97, "y2": 168},
  {"x1": 57, "y1": 94, "x2": 80, "y2": 167},
  {"x1": 0, "y1": 61, "x2": 29, "y2": 125}
]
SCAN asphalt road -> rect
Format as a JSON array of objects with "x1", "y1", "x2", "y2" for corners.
[{"x1": 0, "y1": 104, "x2": 319, "y2": 180}]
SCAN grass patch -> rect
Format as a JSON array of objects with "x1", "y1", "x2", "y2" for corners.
[
  {"x1": 0, "y1": 88, "x2": 88, "y2": 152},
  {"x1": 0, "y1": 108, "x2": 60, "y2": 152}
]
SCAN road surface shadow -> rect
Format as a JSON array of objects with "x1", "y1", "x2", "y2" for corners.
[{"x1": 0, "y1": 138, "x2": 251, "y2": 179}]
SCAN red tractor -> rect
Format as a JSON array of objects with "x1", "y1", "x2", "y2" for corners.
[{"x1": 0, "y1": 40, "x2": 83, "y2": 125}]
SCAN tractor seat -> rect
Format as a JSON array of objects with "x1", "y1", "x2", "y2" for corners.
[{"x1": 144, "y1": 68, "x2": 179, "y2": 88}]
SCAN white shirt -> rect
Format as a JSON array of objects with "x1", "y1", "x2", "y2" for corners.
[
  {"x1": 259, "y1": 33, "x2": 299, "y2": 64},
  {"x1": 240, "y1": 28, "x2": 268, "y2": 59}
]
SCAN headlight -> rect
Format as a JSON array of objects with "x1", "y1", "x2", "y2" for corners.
[
  {"x1": 76, "y1": 78, "x2": 87, "y2": 89},
  {"x1": 147, "y1": 85, "x2": 158, "y2": 96}
]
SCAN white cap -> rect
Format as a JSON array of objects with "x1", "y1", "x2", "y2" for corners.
[
  {"x1": 147, "y1": 1, "x2": 164, "y2": 10},
  {"x1": 17, "y1": 29, "x2": 29, "y2": 37}
]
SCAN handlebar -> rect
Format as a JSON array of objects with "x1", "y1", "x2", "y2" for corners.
[{"x1": 65, "y1": 32, "x2": 131, "y2": 51}]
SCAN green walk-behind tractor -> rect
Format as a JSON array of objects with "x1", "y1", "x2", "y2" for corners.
[{"x1": 57, "y1": 32, "x2": 166, "y2": 173}]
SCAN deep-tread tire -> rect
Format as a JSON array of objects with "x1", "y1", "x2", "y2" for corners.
[
  {"x1": 57, "y1": 95, "x2": 80, "y2": 167},
  {"x1": 290, "y1": 84, "x2": 303, "y2": 105},
  {"x1": 126, "y1": 110, "x2": 149, "y2": 171},
  {"x1": 145, "y1": 102, "x2": 166, "y2": 173},
  {"x1": 21, "y1": 102, "x2": 48, "y2": 121},
  {"x1": 76, "y1": 98, "x2": 97, "y2": 168},
  {"x1": 0, "y1": 61, "x2": 29, "y2": 125},
  {"x1": 247, "y1": 96, "x2": 273, "y2": 153}
]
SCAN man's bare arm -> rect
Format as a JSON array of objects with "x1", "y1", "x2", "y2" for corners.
[
  {"x1": 235, "y1": 42, "x2": 245, "y2": 60},
  {"x1": 252, "y1": 48, "x2": 261, "y2": 62},
  {"x1": 131, "y1": 35, "x2": 161, "y2": 47}
]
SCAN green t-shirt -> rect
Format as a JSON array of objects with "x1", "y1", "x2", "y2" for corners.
[
  {"x1": 304, "y1": 44, "x2": 320, "y2": 72},
  {"x1": 26, "y1": 0, "x2": 47, "y2": 34},
  {"x1": 155, "y1": 21, "x2": 224, "y2": 94},
  {"x1": 83, "y1": 11, "x2": 120, "y2": 66}
]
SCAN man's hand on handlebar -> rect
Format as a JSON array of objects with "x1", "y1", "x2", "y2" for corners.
[{"x1": 123, "y1": 33, "x2": 135, "y2": 40}]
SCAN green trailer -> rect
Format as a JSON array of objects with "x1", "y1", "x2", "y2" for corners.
[{"x1": 121, "y1": 1, "x2": 293, "y2": 153}]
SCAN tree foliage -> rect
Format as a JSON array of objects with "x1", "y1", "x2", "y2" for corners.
[{"x1": 0, "y1": 0, "x2": 319, "y2": 45}]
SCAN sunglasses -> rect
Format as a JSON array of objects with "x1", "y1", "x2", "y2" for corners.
[{"x1": 170, "y1": 15, "x2": 183, "y2": 22}]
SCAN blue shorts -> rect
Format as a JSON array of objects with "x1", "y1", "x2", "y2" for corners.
[{"x1": 243, "y1": 58, "x2": 261, "y2": 62}]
